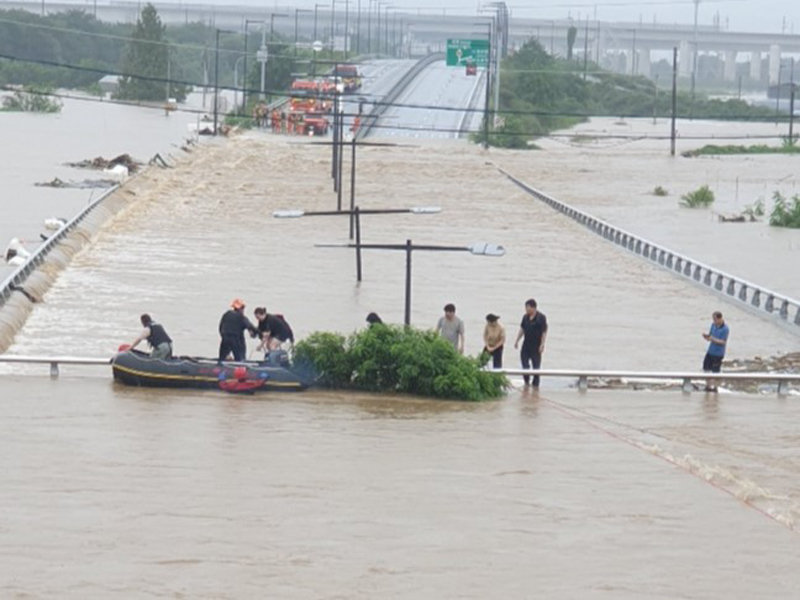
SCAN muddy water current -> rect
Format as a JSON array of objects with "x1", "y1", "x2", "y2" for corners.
[{"x1": 2, "y1": 120, "x2": 800, "y2": 597}]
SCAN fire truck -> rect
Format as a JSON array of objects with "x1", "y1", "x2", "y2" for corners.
[
  {"x1": 332, "y1": 64, "x2": 362, "y2": 93},
  {"x1": 285, "y1": 79, "x2": 333, "y2": 136}
]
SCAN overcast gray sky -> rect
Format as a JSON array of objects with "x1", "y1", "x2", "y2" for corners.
[{"x1": 182, "y1": 0, "x2": 794, "y2": 34}]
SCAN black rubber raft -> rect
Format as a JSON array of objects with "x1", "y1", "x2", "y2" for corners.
[{"x1": 112, "y1": 349, "x2": 310, "y2": 392}]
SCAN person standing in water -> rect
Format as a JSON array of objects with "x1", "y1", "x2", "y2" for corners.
[
  {"x1": 702, "y1": 311, "x2": 729, "y2": 393},
  {"x1": 435, "y1": 303, "x2": 465, "y2": 354},
  {"x1": 482, "y1": 313, "x2": 505, "y2": 369},
  {"x1": 514, "y1": 298, "x2": 548, "y2": 387}
]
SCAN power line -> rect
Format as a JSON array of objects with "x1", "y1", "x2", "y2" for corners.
[
  {"x1": 1, "y1": 52, "x2": 791, "y2": 127},
  {"x1": 3, "y1": 84, "x2": 793, "y2": 143}
]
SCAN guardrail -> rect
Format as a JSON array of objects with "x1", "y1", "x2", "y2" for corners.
[
  {"x1": 457, "y1": 69, "x2": 487, "y2": 138},
  {"x1": 0, "y1": 355, "x2": 110, "y2": 377},
  {"x1": 358, "y1": 52, "x2": 445, "y2": 139},
  {"x1": 0, "y1": 185, "x2": 119, "y2": 309},
  {"x1": 496, "y1": 368, "x2": 800, "y2": 395},
  {"x1": 2, "y1": 355, "x2": 797, "y2": 395},
  {"x1": 499, "y1": 168, "x2": 800, "y2": 330}
]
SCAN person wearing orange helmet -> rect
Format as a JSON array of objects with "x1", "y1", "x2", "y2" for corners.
[{"x1": 218, "y1": 298, "x2": 258, "y2": 362}]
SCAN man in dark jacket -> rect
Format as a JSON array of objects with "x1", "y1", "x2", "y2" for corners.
[{"x1": 219, "y1": 298, "x2": 258, "y2": 362}]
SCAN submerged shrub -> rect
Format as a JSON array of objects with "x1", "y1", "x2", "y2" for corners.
[
  {"x1": 292, "y1": 332, "x2": 352, "y2": 388},
  {"x1": 294, "y1": 325, "x2": 508, "y2": 401},
  {"x1": 1, "y1": 86, "x2": 62, "y2": 112},
  {"x1": 680, "y1": 185, "x2": 715, "y2": 208},
  {"x1": 769, "y1": 191, "x2": 800, "y2": 228}
]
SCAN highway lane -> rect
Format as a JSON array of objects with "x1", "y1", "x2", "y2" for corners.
[
  {"x1": 371, "y1": 60, "x2": 486, "y2": 139},
  {"x1": 338, "y1": 59, "x2": 417, "y2": 135}
]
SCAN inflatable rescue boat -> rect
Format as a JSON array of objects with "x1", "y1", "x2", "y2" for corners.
[{"x1": 111, "y1": 348, "x2": 310, "y2": 392}]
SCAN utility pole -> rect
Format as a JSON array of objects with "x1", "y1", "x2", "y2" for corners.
[
  {"x1": 691, "y1": 0, "x2": 700, "y2": 110},
  {"x1": 344, "y1": 0, "x2": 349, "y2": 60},
  {"x1": 582, "y1": 18, "x2": 589, "y2": 80},
  {"x1": 356, "y1": 0, "x2": 361, "y2": 54},
  {"x1": 483, "y1": 25, "x2": 492, "y2": 149},
  {"x1": 790, "y1": 58, "x2": 796, "y2": 141},
  {"x1": 671, "y1": 46, "x2": 678, "y2": 156},
  {"x1": 214, "y1": 29, "x2": 221, "y2": 136}
]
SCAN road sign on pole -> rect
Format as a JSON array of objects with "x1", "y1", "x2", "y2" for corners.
[{"x1": 446, "y1": 39, "x2": 490, "y2": 67}]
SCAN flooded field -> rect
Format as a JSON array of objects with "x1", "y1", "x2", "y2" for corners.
[{"x1": 2, "y1": 117, "x2": 799, "y2": 597}]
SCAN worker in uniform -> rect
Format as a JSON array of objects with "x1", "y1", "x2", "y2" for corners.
[{"x1": 218, "y1": 298, "x2": 258, "y2": 362}]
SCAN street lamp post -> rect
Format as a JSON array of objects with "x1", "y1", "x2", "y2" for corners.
[
  {"x1": 790, "y1": 58, "x2": 796, "y2": 141},
  {"x1": 331, "y1": 0, "x2": 336, "y2": 57},
  {"x1": 314, "y1": 240, "x2": 505, "y2": 324},
  {"x1": 295, "y1": 9, "x2": 311, "y2": 58},
  {"x1": 266, "y1": 13, "x2": 288, "y2": 101},
  {"x1": 243, "y1": 18, "x2": 265, "y2": 110},
  {"x1": 367, "y1": 0, "x2": 372, "y2": 54},
  {"x1": 213, "y1": 28, "x2": 233, "y2": 136},
  {"x1": 274, "y1": 207, "x2": 442, "y2": 284},
  {"x1": 233, "y1": 54, "x2": 246, "y2": 111},
  {"x1": 383, "y1": 4, "x2": 391, "y2": 55},
  {"x1": 344, "y1": 0, "x2": 349, "y2": 60},
  {"x1": 356, "y1": 0, "x2": 361, "y2": 54}
]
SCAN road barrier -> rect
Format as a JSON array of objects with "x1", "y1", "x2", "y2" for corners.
[
  {"x1": 0, "y1": 185, "x2": 119, "y2": 310},
  {"x1": 1, "y1": 355, "x2": 797, "y2": 395},
  {"x1": 496, "y1": 368, "x2": 800, "y2": 395},
  {"x1": 457, "y1": 69, "x2": 487, "y2": 138},
  {"x1": 499, "y1": 168, "x2": 800, "y2": 331},
  {"x1": 0, "y1": 355, "x2": 110, "y2": 377}
]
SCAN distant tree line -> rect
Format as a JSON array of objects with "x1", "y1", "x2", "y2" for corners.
[
  {"x1": 0, "y1": 5, "x2": 297, "y2": 105},
  {"x1": 479, "y1": 39, "x2": 779, "y2": 149}
]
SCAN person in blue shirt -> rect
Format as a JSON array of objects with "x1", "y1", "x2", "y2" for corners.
[{"x1": 701, "y1": 311, "x2": 729, "y2": 392}]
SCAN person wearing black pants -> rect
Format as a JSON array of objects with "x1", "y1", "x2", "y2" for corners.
[
  {"x1": 482, "y1": 313, "x2": 505, "y2": 369},
  {"x1": 218, "y1": 298, "x2": 259, "y2": 362},
  {"x1": 514, "y1": 298, "x2": 548, "y2": 387}
]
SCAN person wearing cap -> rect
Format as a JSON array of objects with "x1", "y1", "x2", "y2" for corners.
[
  {"x1": 218, "y1": 298, "x2": 258, "y2": 362},
  {"x1": 129, "y1": 313, "x2": 173, "y2": 359},
  {"x1": 482, "y1": 313, "x2": 505, "y2": 369}
]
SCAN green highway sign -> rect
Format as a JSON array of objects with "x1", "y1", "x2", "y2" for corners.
[{"x1": 446, "y1": 39, "x2": 490, "y2": 67}]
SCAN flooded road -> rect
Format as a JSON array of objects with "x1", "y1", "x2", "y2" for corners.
[
  {"x1": 2, "y1": 103, "x2": 800, "y2": 596},
  {"x1": 504, "y1": 117, "x2": 800, "y2": 298},
  {"x1": 2, "y1": 377, "x2": 799, "y2": 598}
]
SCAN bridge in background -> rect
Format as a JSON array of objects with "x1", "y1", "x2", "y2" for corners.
[{"x1": 4, "y1": 1, "x2": 800, "y2": 85}]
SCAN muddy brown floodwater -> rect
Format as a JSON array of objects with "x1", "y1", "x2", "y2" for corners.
[{"x1": 2, "y1": 121, "x2": 800, "y2": 597}]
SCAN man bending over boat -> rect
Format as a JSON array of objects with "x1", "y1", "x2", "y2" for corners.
[
  {"x1": 130, "y1": 314, "x2": 173, "y2": 359},
  {"x1": 254, "y1": 307, "x2": 295, "y2": 354},
  {"x1": 219, "y1": 298, "x2": 259, "y2": 362}
]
